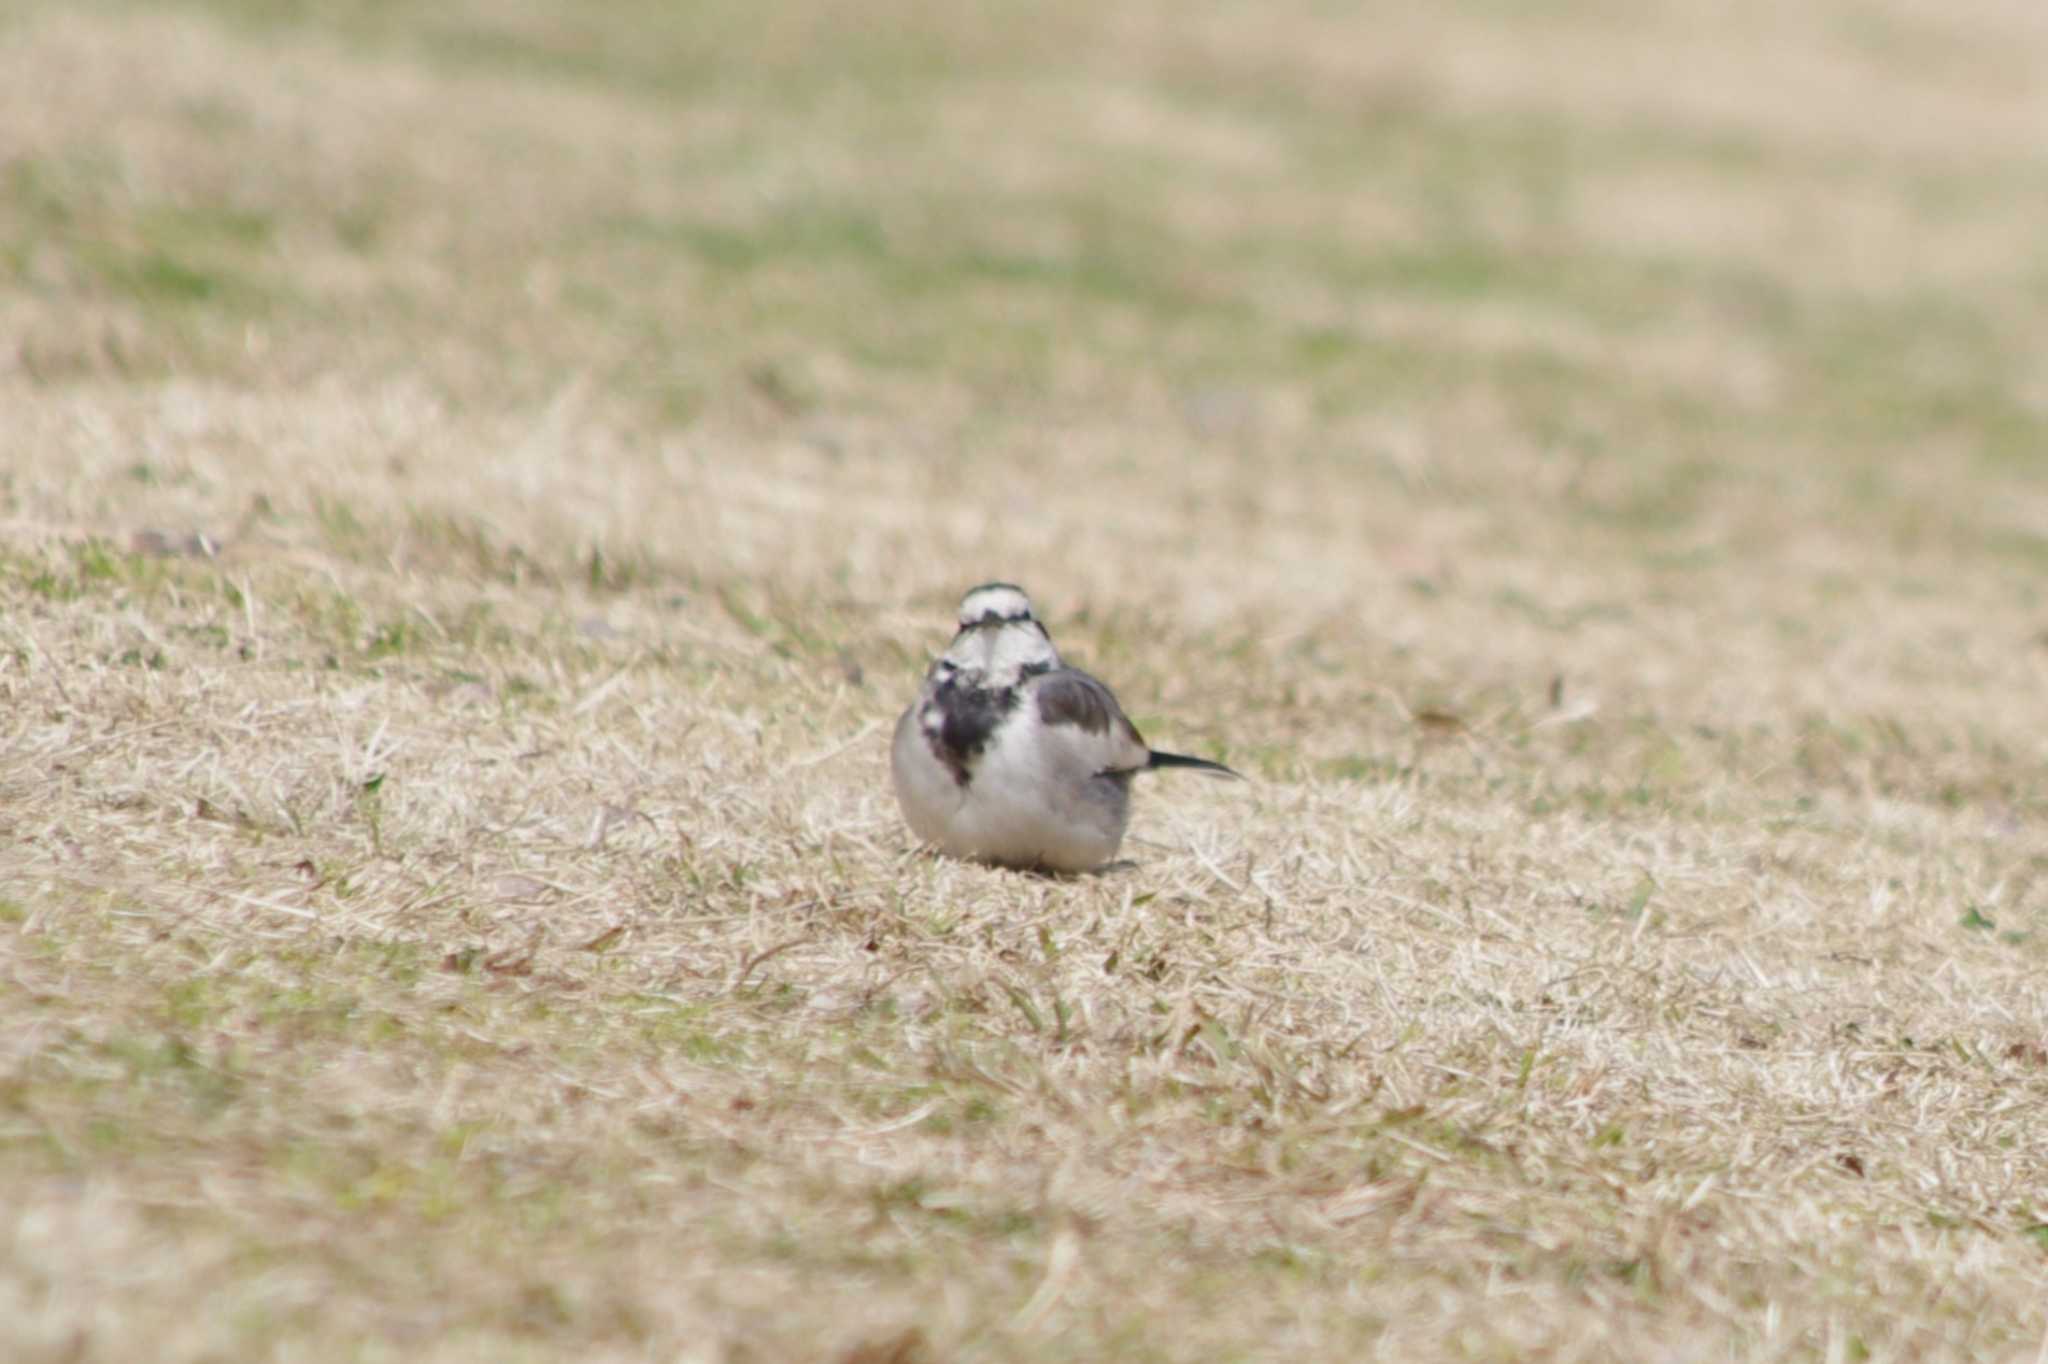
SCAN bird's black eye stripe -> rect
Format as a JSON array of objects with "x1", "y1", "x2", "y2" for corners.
[{"x1": 959, "y1": 610, "x2": 1033, "y2": 629}]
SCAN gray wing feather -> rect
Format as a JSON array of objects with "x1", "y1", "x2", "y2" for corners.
[{"x1": 1032, "y1": 670, "x2": 1150, "y2": 774}]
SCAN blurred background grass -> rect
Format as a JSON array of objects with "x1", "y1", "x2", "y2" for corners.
[{"x1": 18, "y1": 0, "x2": 2047, "y2": 478}]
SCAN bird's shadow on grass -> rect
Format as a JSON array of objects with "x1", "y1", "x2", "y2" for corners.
[
  {"x1": 907, "y1": 846, "x2": 1142, "y2": 880},
  {"x1": 1007, "y1": 857, "x2": 1141, "y2": 881}
]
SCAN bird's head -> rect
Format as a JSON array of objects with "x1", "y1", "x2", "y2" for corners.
[
  {"x1": 955, "y1": 582, "x2": 1036, "y2": 629},
  {"x1": 935, "y1": 582, "x2": 1059, "y2": 688}
]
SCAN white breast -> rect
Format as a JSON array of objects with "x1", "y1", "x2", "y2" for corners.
[{"x1": 890, "y1": 700, "x2": 1130, "y2": 873}]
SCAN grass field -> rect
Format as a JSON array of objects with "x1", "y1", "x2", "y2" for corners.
[{"x1": 6, "y1": 0, "x2": 2048, "y2": 1359}]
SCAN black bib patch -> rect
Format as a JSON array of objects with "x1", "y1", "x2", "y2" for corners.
[{"x1": 928, "y1": 678, "x2": 1016, "y2": 786}]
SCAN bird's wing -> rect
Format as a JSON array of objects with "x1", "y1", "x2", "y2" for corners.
[{"x1": 1029, "y1": 668, "x2": 1151, "y2": 775}]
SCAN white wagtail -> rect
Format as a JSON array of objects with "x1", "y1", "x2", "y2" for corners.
[{"x1": 891, "y1": 583, "x2": 1241, "y2": 873}]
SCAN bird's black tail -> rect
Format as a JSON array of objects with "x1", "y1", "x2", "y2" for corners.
[{"x1": 1146, "y1": 749, "x2": 1243, "y2": 780}]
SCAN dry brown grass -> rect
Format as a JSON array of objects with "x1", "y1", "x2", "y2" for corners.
[{"x1": 6, "y1": 1, "x2": 2048, "y2": 1360}]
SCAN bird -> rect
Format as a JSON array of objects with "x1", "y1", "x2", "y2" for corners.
[{"x1": 891, "y1": 582, "x2": 1240, "y2": 873}]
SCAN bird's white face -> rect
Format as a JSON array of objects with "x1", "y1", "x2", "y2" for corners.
[{"x1": 935, "y1": 582, "x2": 1059, "y2": 690}]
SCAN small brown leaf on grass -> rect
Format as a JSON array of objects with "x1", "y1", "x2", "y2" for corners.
[
  {"x1": 577, "y1": 924, "x2": 626, "y2": 953},
  {"x1": 130, "y1": 528, "x2": 220, "y2": 558},
  {"x1": 1413, "y1": 708, "x2": 1466, "y2": 735},
  {"x1": 732, "y1": 937, "x2": 806, "y2": 991},
  {"x1": 493, "y1": 873, "x2": 549, "y2": 900},
  {"x1": 837, "y1": 1327, "x2": 929, "y2": 1364},
  {"x1": 484, "y1": 946, "x2": 536, "y2": 977},
  {"x1": 2004, "y1": 1041, "x2": 2048, "y2": 1067},
  {"x1": 198, "y1": 799, "x2": 263, "y2": 831},
  {"x1": 1836, "y1": 1152, "x2": 1866, "y2": 1178}
]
